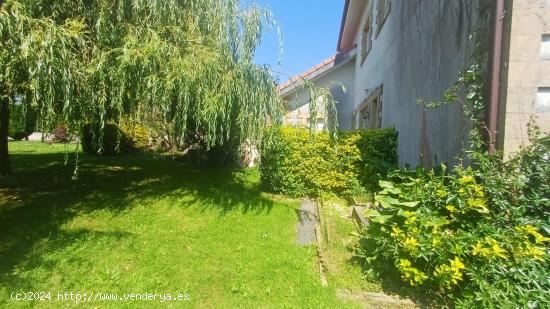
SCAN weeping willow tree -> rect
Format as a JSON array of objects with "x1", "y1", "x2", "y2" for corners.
[
  {"x1": 0, "y1": 0, "x2": 85, "y2": 175},
  {"x1": 0, "y1": 0, "x2": 283, "y2": 176}
]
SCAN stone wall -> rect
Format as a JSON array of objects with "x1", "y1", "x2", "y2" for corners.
[{"x1": 501, "y1": 0, "x2": 550, "y2": 155}]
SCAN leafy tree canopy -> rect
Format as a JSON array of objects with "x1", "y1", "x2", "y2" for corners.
[{"x1": 0, "y1": 0, "x2": 283, "y2": 174}]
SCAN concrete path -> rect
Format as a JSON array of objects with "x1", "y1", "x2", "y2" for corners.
[
  {"x1": 336, "y1": 289, "x2": 416, "y2": 308},
  {"x1": 296, "y1": 200, "x2": 318, "y2": 245}
]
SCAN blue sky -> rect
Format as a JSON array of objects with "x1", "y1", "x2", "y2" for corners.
[{"x1": 248, "y1": 1, "x2": 346, "y2": 83}]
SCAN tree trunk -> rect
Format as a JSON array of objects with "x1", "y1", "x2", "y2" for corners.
[{"x1": 0, "y1": 95, "x2": 12, "y2": 176}]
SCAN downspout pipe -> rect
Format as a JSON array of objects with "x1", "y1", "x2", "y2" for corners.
[{"x1": 487, "y1": 0, "x2": 506, "y2": 154}]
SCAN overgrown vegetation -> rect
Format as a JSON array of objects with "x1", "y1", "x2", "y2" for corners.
[
  {"x1": 260, "y1": 126, "x2": 398, "y2": 197},
  {"x1": 356, "y1": 130, "x2": 550, "y2": 307},
  {"x1": 355, "y1": 65, "x2": 550, "y2": 307}
]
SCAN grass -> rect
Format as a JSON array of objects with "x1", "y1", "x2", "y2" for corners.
[
  {"x1": 0, "y1": 142, "x2": 366, "y2": 308},
  {"x1": 317, "y1": 199, "x2": 418, "y2": 308},
  {"x1": 318, "y1": 198, "x2": 381, "y2": 293}
]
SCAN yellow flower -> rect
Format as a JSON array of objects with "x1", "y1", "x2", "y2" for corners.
[
  {"x1": 486, "y1": 237, "x2": 508, "y2": 259},
  {"x1": 434, "y1": 257, "x2": 465, "y2": 288},
  {"x1": 445, "y1": 205, "x2": 457, "y2": 213},
  {"x1": 432, "y1": 238, "x2": 441, "y2": 247},
  {"x1": 471, "y1": 242, "x2": 486, "y2": 256},
  {"x1": 405, "y1": 216, "x2": 417, "y2": 225},
  {"x1": 398, "y1": 259, "x2": 427, "y2": 286},
  {"x1": 472, "y1": 238, "x2": 507, "y2": 259},
  {"x1": 517, "y1": 225, "x2": 538, "y2": 235},
  {"x1": 534, "y1": 233, "x2": 550, "y2": 244},
  {"x1": 472, "y1": 184, "x2": 484, "y2": 194},
  {"x1": 450, "y1": 256, "x2": 465, "y2": 270},
  {"x1": 402, "y1": 211, "x2": 415, "y2": 217},
  {"x1": 436, "y1": 189, "x2": 448, "y2": 198},
  {"x1": 459, "y1": 175, "x2": 475, "y2": 184},
  {"x1": 404, "y1": 237, "x2": 419, "y2": 252},
  {"x1": 399, "y1": 259, "x2": 412, "y2": 268},
  {"x1": 516, "y1": 225, "x2": 550, "y2": 244},
  {"x1": 390, "y1": 226, "x2": 403, "y2": 238},
  {"x1": 526, "y1": 245, "x2": 546, "y2": 261},
  {"x1": 467, "y1": 198, "x2": 489, "y2": 213}
]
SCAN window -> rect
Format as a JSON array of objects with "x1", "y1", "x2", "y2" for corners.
[
  {"x1": 536, "y1": 88, "x2": 550, "y2": 113},
  {"x1": 316, "y1": 118, "x2": 326, "y2": 131},
  {"x1": 361, "y1": 15, "x2": 372, "y2": 66},
  {"x1": 377, "y1": 0, "x2": 391, "y2": 36},
  {"x1": 355, "y1": 87, "x2": 383, "y2": 129},
  {"x1": 360, "y1": 104, "x2": 371, "y2": 128},
  {"x1": 541, "y1": 35, "x2": 550, "y2": 61}
]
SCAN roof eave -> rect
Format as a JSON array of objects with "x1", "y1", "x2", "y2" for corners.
[
  {"x1": 279, "y1": 48, "x2": 357, "y2": 98},
  {"x1": 337, "y1": 0, "x2": 351, "y2": 52},
  {"x1": 337, "y1": 0, "x2": 368, "y2": 52}
]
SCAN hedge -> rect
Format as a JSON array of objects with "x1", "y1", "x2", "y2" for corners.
[
  {"x1": 260, "y1": 126, "x2": 398, "y2": 197},
  {"x1": 81, "y1": 123, "x2": 133, "y2": 155}
]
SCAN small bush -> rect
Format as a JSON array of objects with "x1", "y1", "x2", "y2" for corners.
[
  {"x1": 344, "y1": 129, "x2": 398, "y2": 190},
  {"x1": 355, "y1": 132, "x2": 550, "y2": 307},
  {"x1": 81, "y1": 123, "x2": 132, "y2": 155},
  {"x1": 51, "y1": 124, "x2": 69, "y2": 143},
  {"x1": 260, "y1": 126, "x2": 398, "y2": 197},
  {"x1": 119, "y1": 123, "x2": 150, "y2": 150}
]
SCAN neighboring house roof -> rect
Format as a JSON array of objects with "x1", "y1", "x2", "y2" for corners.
[
  {"x1": 278, "y1": 47, "x2": 356, "y2": 97},
  {"x1": 337, "y1": 0, "x2": 367, "y2": 52}
]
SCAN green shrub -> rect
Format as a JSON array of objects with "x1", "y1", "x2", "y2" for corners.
[
  {"x1": 119, "y1": 123, "x2": 151, "y2": 150},
  {"x1": 81, "y1": 123, "x2": 132, "y2": 155},
  {"x1": 355, "y1": 132, "x2": 550, "y2": 307},
  {"x1": 260, "y1": 126, "x2": 398, "y2": 197},
  {"x1": 8, "y1": 104, "x2": 36, "y2": 140},
  {"x1": 345, "y1": 129, "x2": 398, "y2": 190}
]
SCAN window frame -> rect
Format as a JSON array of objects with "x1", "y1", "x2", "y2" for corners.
[
  {"x1": 355, "y1": 86, "x2": 383, "y2": 129},
  {"x1": 541, "y1": 34, "x2": 550, "y2": 61},
  {"x1": 360, "y1": 14, "x2": 373, "y2": 66},
  {"x1": 376, "y1": 0, "x2": 391, "y2": 38}
]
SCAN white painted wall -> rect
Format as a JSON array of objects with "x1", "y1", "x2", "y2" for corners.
[
  {"x1": 283, "y1": 59, "x2": 356, "y2": 131},
  {"x1": 351, "y1": 0, "x2": 485, "y2": 167}
]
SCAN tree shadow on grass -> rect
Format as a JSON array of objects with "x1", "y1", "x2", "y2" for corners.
[
  {"x1": 0, "y1": 150, "x2": 275, "y2": 290},
  {"x1": 2, "y1": 228, "x2": 135, "y2": 291}
]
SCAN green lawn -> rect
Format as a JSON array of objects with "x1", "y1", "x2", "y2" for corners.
[{"x1": 0, "y1": 142, "x2": 363, "y2": 308}]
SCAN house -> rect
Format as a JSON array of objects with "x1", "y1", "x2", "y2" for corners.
[
  {"x1": 280, "y1": 0, "x2": 550, "y2": 168},
  {"x1": 278, "y1": 47, "x2": 356, "y2": 131}
]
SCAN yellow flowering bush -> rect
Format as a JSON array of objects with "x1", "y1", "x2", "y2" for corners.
[
  {"x1": 397, "y1": 259, "x2": 428, "y2": 286},
  {"x1": 355, "y1": 132, "x2": 550, "y2": 307},
  {"x1": 119, "y1": 123, "x2": 151, "y2": 150},
  {"x1": 434, "y1": 257, "x2": 465, "y2": 289},
  {"x1": 260, "y1": 126, "x2": 398, "y2": 197}
]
